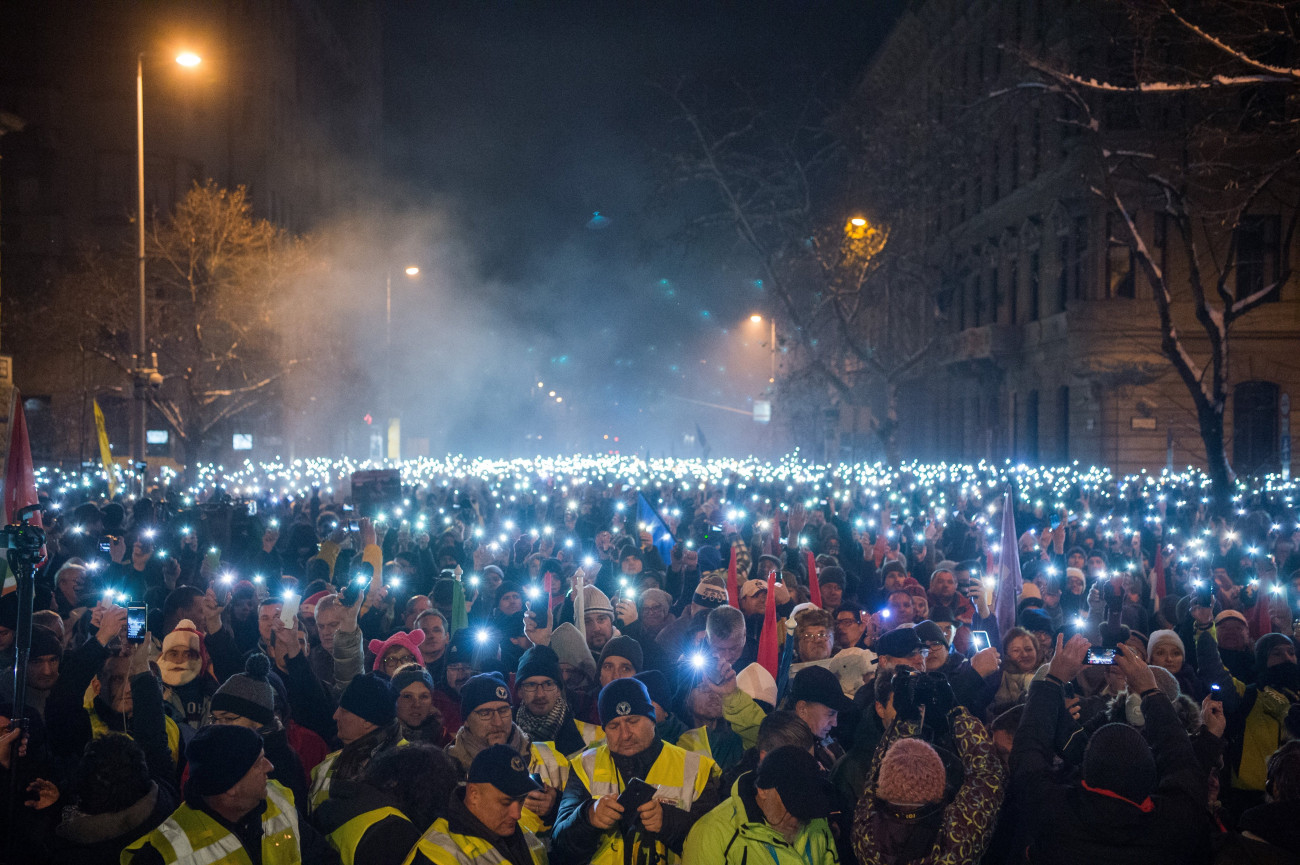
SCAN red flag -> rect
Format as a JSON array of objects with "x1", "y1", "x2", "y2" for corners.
[
  {"x1": 757, "y1": 569, "x2": 779, "y2": 679},
  {"x1": 805, "y1": 549, "x2": 822, "y2": 608},
  {"x1": 726, "y1": 543, "x2": 740, "y2": 608},
  {"x1": 4, "y1": 391, "x2": 40, "y2": 526}
]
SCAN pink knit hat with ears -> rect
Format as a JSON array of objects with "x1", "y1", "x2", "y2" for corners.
[
  {"x1": 368, "y1": 629, "x2": 425, "y2": 671},
  {"x1": 876, "y1": 737, "x2": 947, "y2": 806}
]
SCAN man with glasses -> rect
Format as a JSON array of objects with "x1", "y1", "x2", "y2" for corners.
[
  {"x1": 515, "y1": 644, "x2": 603, "y2": 758},
  {"x1": 833, "y1": 603, "x2": 870, "y2": 652},
  {"x1": 794, "y1": 607, "x2": 835, "y2": 662},
  {"x1": 912, "y1": 619, "x2": 999, "y2": 713},
  {"x1": 448, "y1": 672, "x2": 562, "y2": 836},
  {"x1": 873, "y1": 627, "x2": 930, "y2": 678}
]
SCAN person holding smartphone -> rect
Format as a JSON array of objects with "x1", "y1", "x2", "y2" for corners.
[{"x1": 552, "y1": 677, "x2": 720, "y2": 864}]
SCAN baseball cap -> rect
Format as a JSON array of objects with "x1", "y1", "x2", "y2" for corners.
[
  {"x1": 468, "y1": 744, "x2": 541, "y2": 799},
  {"x1": 788, "y1": 665, "x2": 853, "y2": 713}
]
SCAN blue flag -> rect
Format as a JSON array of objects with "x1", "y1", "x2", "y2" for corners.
[{"x1": 636, "y1": 492, "x2": 675, "y2": 566}]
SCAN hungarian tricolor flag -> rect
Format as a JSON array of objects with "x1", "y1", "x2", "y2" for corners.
[
  {"x1": 805, "y1": 550, "x2": 822, "y2": 608},
  {"x1": 757, "y1": 569, "x2": 779, "y2": 679}
]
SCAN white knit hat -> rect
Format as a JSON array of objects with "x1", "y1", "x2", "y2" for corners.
[{"x1": 162, "y1": 619, "x2": 202, "y2": 655}]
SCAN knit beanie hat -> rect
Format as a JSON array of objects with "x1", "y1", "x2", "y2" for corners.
[
  {"x1": 1018, "y1": 608, "x2": 1053, "y2": 635},
  {"x1": 1147, "y1": 629, "x2": 1184, "y2": 659},
  {"x1": 693, "y1": 574, "x2": 729, "y2": 608},
  {"x1": 496, "y1": 581, "x2": 523, "y2": 605},
  {"x1": 367, "y1": 630, "x2": 426, "y2": 672},
  {"x1": 339, "y1": 674, "x2": 396, "y2": 727},
  {"x1": 185, "y1": 725, "x2": 264, "y2": 798},
  {"x1": 695, "y1": 544, "x2": 721, "y2": 572},
  {"x1": 29, "y1": 624, "x2": 61, "y2": 660},
  {"x1": 389, "y1": 665, "x2": 435, "y2": 699},
  {"x1": 549, "y1": 623, "x2": 597, "y2": 681},
  {"x1": 1149, "y1": 665, "x2": 1180, "y2": 702},
  {"x1": 516, "y1": 644, "x2": 563, "y2": 686},
  {"x1": 876, "y1": 738, "x2": 946, "y2": 805},
  {"x1": 461, "y1": 672, "x2": 512, "y2": 716},
  {"x1": 209, "y1": 654, "x2": 278, "y2": 729},
  {"x1": 582, "y1": 585, "x2": 614, "y2": 617},
  {"x1": 598, "y1": 677, "x2": 655, "y2": 726},
  {"x1": 598, "y1": 635, "x2": 643, "y2": 673},
  {"x1": 1083, "y1": 722, "x2": 1157, "y2": 806},
  {"x1": 635, "y1": 670, "x2": 672, "y2": 711},
  {"x1": 1256, "y1": 633, "x2": 1295, "y2": 673}
]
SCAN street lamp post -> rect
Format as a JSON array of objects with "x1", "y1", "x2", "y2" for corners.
[
  {"x1": 750, "y1": 314, "x2": 776, "y2": 387},
  {"x1": 384, "y1": 265, "x2": 420, "y2": 460},
  {"x1": 133, "y1": 51, "x2": 201, "y2": 471}
]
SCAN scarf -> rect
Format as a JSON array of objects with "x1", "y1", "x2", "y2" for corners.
[
  {"x1": 448, "y1": 723, "x2": 529, "y2": 773},
  {"x1": 516, "y1": 693, "x2": 570, "y2": 743},
  {"x1": 995, "y1": 669, "x2": 1035, "y2": 708}
]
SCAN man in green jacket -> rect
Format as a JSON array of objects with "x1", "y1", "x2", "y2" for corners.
[{"x1": 683, "y1": 746, "x2": 839, "y2": 864}]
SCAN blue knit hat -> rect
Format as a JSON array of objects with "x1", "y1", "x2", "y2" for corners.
[{"x1": 598, "y1": 677, "x2": 655, "y2": 726}]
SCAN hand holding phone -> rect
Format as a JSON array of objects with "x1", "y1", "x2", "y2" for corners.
[
  {"x1": 127, "y1": 606, "x2": 148, "y2": 643},
  {"x1": 280, "y1": 592, "x2": 301, "y2": 628},
  {"x1": 617, "y1": 778, "x2": 657, "y2": 820}
]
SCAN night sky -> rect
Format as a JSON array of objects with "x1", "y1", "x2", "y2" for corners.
[{"x1": 378, "y1": 1, "x2": 901, "y2": 456}]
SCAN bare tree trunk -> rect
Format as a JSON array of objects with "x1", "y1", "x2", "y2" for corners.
[
  {"x1": 1197, "y1": 400, "x2": 1234, "y2": 515},
  {"x1": 877, "y1": 380, "x2": 901, "y2": 466}
]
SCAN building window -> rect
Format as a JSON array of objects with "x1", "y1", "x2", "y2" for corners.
[
  {"x1": 1106, "y1": 214, "x2": 1137, "y2": 298},
  {"x1": 1057, "y1": 235, "x2": 1069, "y2": 312},
  {"x1": 1236, "y1": 214, "x2": 1281, "y2": 302},
  {"x1": 1233, "y1": 380, "x2": 1279, "y2": 476}
]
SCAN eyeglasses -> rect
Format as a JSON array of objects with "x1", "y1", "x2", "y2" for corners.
[
  {"x1": 383, "y1": 653, "x2": 418, "y2": 669},
  {"x1": 799, "y1": 631, "x2": 831, "y2": 642},
  {"x1": 162, "y1": 649, "x2": 200, "y2": 663},
  {"x1": 472, "y1": 705, "x2": 513, "y2": 722},
  {"x1": 519, "y1": 681, "x2": 558, "y2": 695},
  {"x1": 910, "y1": 648, "x2": 932, "y2": 658}
]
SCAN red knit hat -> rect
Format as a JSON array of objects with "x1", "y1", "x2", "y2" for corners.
[{"x1": 876, "y1": 737, "x2": 946, "y2": 806}]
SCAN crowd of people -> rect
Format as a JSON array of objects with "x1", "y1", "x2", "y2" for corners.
[{"x1": 0, "y1": 461, "x2": 1297, "y2": 864}]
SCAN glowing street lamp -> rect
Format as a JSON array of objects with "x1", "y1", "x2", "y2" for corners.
[
  {"x1": 749, "y1": 313, "x2": 777, "y2": 385},
  {"x1": 134, "y1": 50, "x2": 201, "y2": 469}
]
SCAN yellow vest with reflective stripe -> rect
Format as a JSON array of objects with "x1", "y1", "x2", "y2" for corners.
[
  {"x1": 308, "y1": 750, "x2": 340, "y2": 814},
  {"x1": 569, "y1": 740, "x2": 716, "y2": 865},
  {"x1": 674, "y1": 727, "x2": 724, "y2": 781},
  {"x1": 519, "y1": 741, "x2": 570, "y2": 835},
  {"x1": 325, "y1": 805, "x2": 409, "y2": 865},
  {"x1": 574, "y1": 719, "x2": 604, "y2": 753},
  {"x1": 121, "y1": 780, "x2": 300, "y2": 865},
  {"x1": 85, "y1": 691, "x2": 182, "y2": 766},
  {"x1": 401, "y1": 816, "x2": 547, "y2": 865},
  {"x1": 309, "y1": 739, "x2": 411, "y2": 814}
]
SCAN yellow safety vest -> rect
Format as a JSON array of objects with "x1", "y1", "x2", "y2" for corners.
[
  {"x1": 402, "y1": 816, "x2": 547, "y2": 865},
  {"x1": 121, "y1": 780, "x2": 300, "y2": 865},
  {"x1": 308, "y1": 750, "x2": 341, "y2": 814},
  {"x1": 674, "y1": 727, "x2": 724, "y2": 781},
  {"x1": 85, "y1": 690, "x2": 182, "y2": 766},
  {"x1": 309, "y1": 739, "x2": 410, "y2": 813},
  {"x1": 325, "y1": 805, "x2": 410, "y2": 865},
  {"x1": 569, "y1": 741, "x2": 716, "y2": 865},
  {"x1": 520, "y1": 741, "x2": 570, "y2": 835},
  {"x1": 574, "y1": 719, "x2": 605, "y2": 752}
]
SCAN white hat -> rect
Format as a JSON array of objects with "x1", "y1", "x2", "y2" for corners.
[{"x1": 736, "y1": 662, "x2": 778, "y2": 707}]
